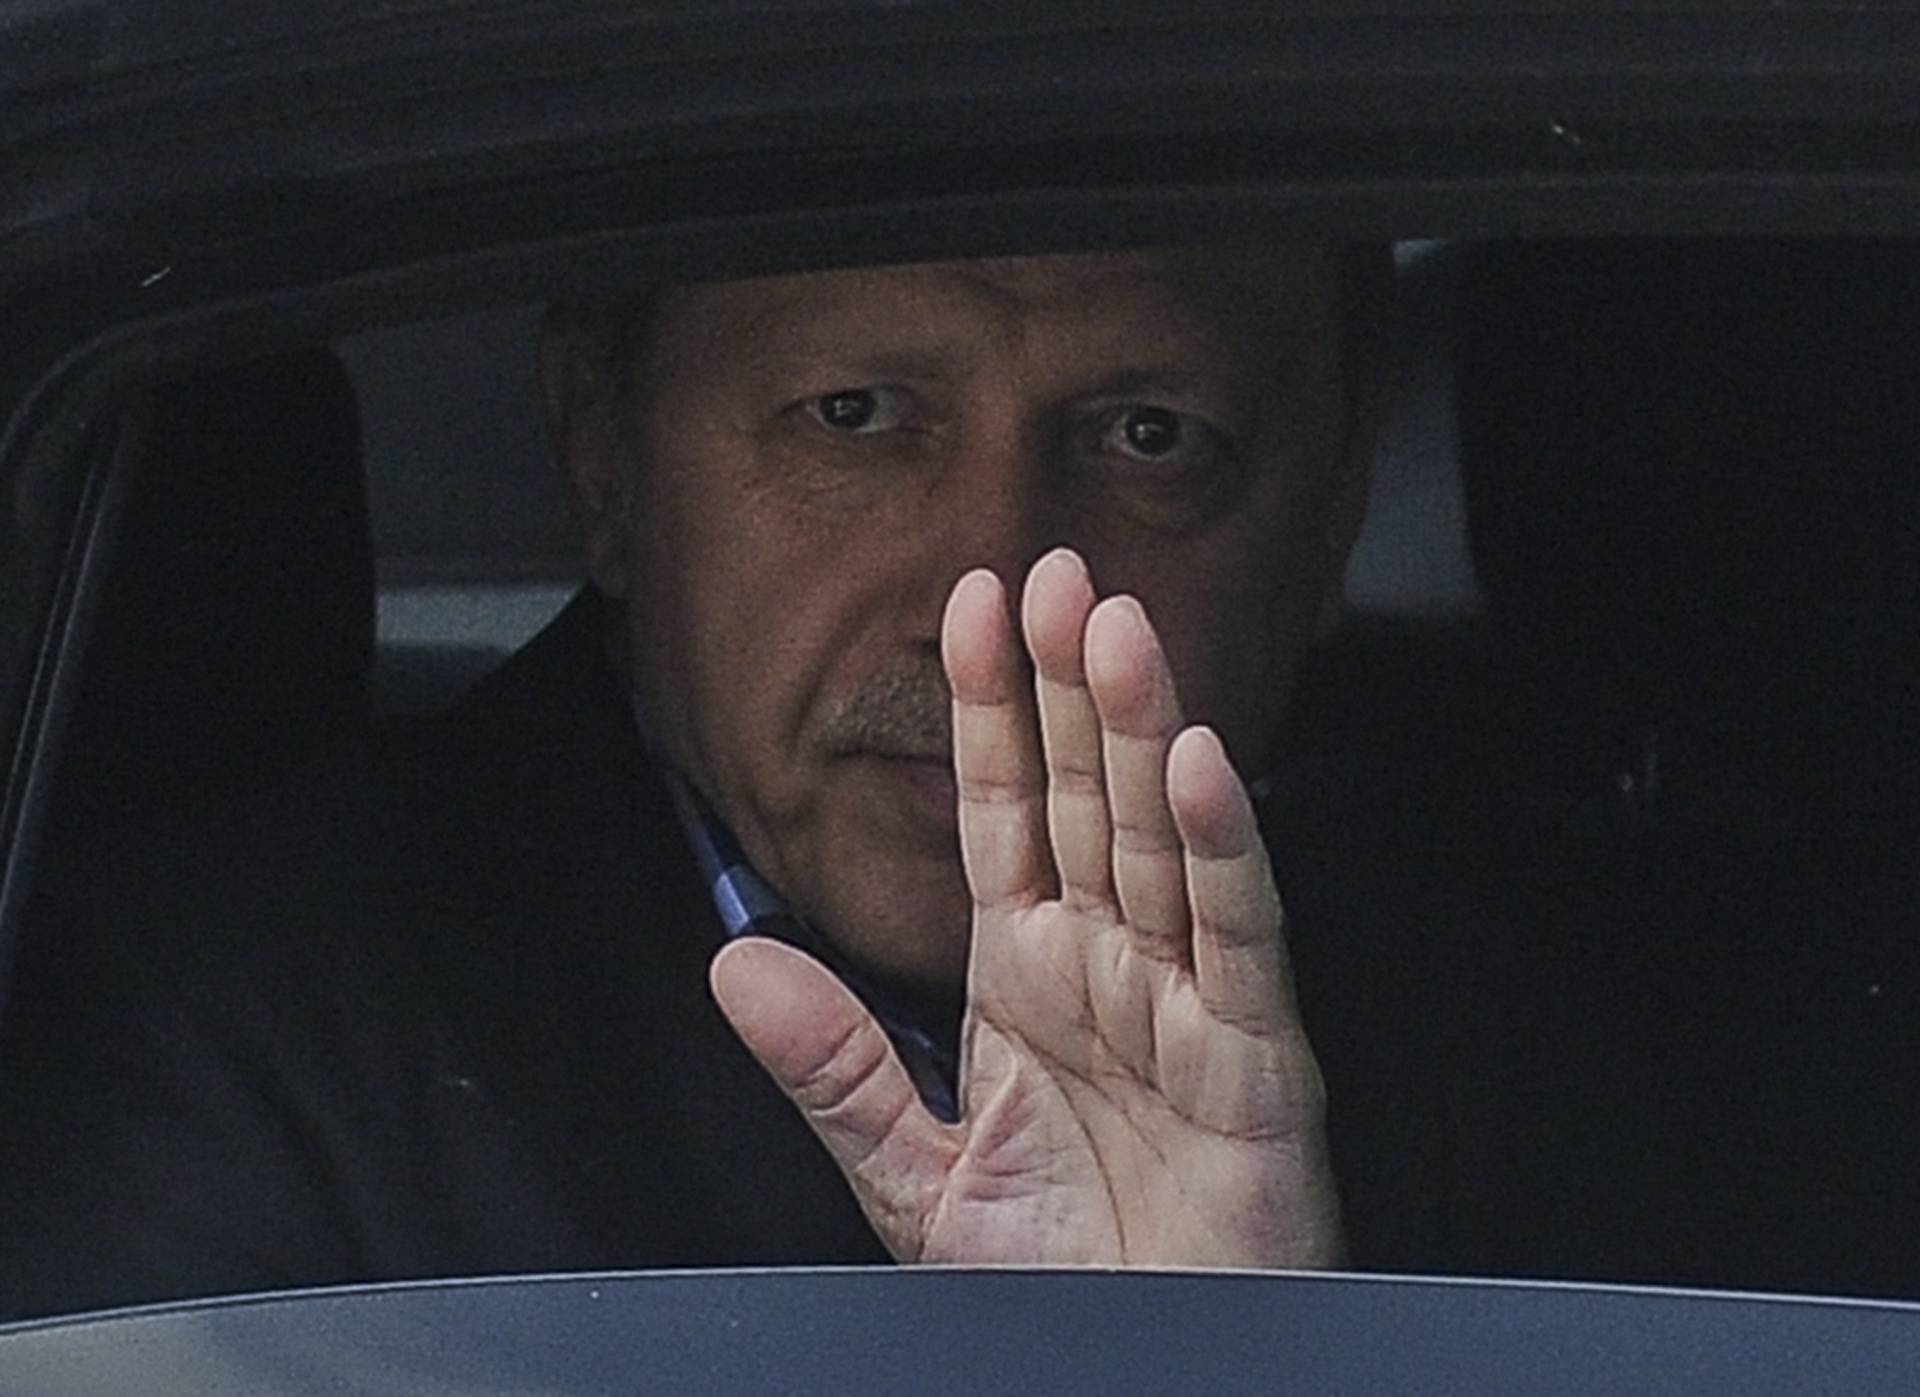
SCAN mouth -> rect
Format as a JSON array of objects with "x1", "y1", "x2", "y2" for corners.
[{"x1": 852, "y1": 751, "x2": 959, "y2": 833}]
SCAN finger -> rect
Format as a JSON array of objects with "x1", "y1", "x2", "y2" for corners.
[
  {"x1": 710, "y1": 938, "x2": 952, "y2": 1256},
  {"x1": 1020, "y1": 548, "x2": 1113, "y2": 911},
  {"x1": 942, "y1": 569, "x2": 1051, "y2": 910},
  {"x1": 1084, "y1": 595, "x2": 1190, "y2": 964},
  {"x1": 1167, "y1": 726, "x2": 1296, "y2": 1034}
]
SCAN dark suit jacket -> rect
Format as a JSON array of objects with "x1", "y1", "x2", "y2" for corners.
[
  {"x1": 0, "y1": 593, "x2": 886, "y2": 1320},
  {"x1": 3, "y1": 584, "x2": 1513, "y2": 1324}
]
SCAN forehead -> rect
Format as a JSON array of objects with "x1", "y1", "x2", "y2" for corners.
[{"x1": 653, "y1": 243, "x2": 1342, "y2": 349}]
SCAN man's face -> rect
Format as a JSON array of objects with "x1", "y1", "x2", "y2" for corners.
[{"x1": 560, "y1": 244, "x2": 1372, "y2": 989}]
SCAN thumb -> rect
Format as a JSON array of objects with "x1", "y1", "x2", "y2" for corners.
[{"x1": 709, "y1": 937, "x2": 953, "y2": 1256}]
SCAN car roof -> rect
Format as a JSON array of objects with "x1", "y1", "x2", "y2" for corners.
[{"x1": 5, "y1": 3, "x2": 1919, "y2": 380}]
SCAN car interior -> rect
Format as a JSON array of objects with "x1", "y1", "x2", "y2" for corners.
[
  {"x1": 18, "y1": 242, "x2": 1469, "y2": 852},
  {"x1": 9, "y1": 11, "x2": 1920, "y2": 1393},
  {"x1": 5, "y1": 232, "x2": 1920, "y2": 1308}
]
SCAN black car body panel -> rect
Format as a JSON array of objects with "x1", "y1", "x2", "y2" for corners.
[
  {"x1": 6, "y1": 1268, "x2": 1920, "y2": 1395},
  {"x1": 5, "y1": 0, "x2": 1920, "y2": 1369}
]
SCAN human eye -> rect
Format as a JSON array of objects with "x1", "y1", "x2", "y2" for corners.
[
  {"x1": 766, "y1": 380, "x2": 937, "y2": 498},
  {"x1": 1070, "y1": 400, "x2": 1249, "y2": 531},
  {"x1": 1088, "y1": 403, "x2": 1233, "y2": 472},
  {"x1": 802, "y1": 385, "x2": 909, "y2": 436}
]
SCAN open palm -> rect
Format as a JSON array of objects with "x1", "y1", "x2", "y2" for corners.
[{"x1": 711, "y1": 547, "x2": 1342, "y2": 1268}]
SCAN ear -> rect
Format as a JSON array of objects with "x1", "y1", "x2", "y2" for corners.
[{"x1": 539, "y1": 307, "x2": 634, "y2": 599}]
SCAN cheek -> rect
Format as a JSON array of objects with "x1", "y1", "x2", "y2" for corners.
[
  {"x1": 622, "y1": 434, "x2": 901, "y2": 802},
  {"x1": 635, "y1": 523, "x2": 818, "y2": 755},
  {"x1": 617, "y1": 442, "x2": 786, "y2": 753},
  {"x1": 1123, "y1": 542, "x2": 1327, "y2": 764},
  {"x1": 1159, "y1": 590, "x2": 1278, "y2": 726}
]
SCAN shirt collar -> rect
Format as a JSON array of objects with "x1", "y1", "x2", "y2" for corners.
[{"x1": 639, "y1": 701, "x2": 961, "y2": 1122}]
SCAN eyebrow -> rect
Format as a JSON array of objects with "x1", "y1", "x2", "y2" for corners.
[
  {"x1": 841, "y1": 347, "x2": 965, "y2": 381},
  {"x1": 733, "y1": 298, "x2": 961, "y2": 369},
  {"x1": 1077, "y1": 366, "x2": 1224, "y2": 400},
  {"x1": 735, "y1": 275, "x2": 1266, "y2": 392}
]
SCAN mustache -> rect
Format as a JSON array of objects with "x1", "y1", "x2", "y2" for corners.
[{"x1": 817, "y1": 666, "x2": 953, "y2": 761}]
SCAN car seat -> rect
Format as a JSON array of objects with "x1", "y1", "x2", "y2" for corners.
[
  {"x1": 1445, "y1": 238, "x2": 1920, "y2": 1297},
  {"x1": 9, "y1": 349, "x2": 375, "y2": 1005},
  {"x1": 63, "y1": 350, "x2": 375, "y2": 805},
  {"x1": 1460, "y1": 239, "x2": 1920, "y2": 849}
]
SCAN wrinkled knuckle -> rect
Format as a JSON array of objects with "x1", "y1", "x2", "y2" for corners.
[
  {"x1": 1208, "y1": 997, "x2": 1280, "y2": 1038},
  {"x1": 958, "y1": 773, "x2": 1034, "y2": 806},
  {"x1": 1112, "y1": 824, "x2": 1180, "y2": 856},
  {"x1": 789, "y1": 1019, "x2": 889, "y2": 1115},
  {"x1": 1046, "y1": 764, "x2": 1105, "y2": 799},
  {"x1": 1283, "y1": 1043, "x2": 1331, "y2": 1123}
]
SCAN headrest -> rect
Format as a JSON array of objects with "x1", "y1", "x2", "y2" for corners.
[
  {"x1": 65, "y1": 349, "x2": 374, "y2": 798},
  {"x1": 1457, "y1": 240, "x2": 1920, "y2": 836}
]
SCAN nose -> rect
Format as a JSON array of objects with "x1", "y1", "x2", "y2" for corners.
[{"x1": 901, "y1": 409, "x2": 1061, "y2": 645}]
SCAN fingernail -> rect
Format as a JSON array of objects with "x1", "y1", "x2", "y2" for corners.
[
  {"x1": 1102, "y1": 593, "x2": 1148, "y2": 634},
  {"x1": 955, "y1": 567, "x2": 1001, "y2": 600},
  {"x1": 1178, "y1": 723, "x2": 1227, "y2": 768},
  {"x1": 1031, "y1": 546, "x2": 1085, "y2": 584}
]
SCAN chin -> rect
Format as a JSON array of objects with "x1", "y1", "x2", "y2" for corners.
[
  {"x1": 793, "y1": 771, "x2": 972, "y2": 987},
  {"x1": 813, "y1": 865, "x2": 972, "y2": 992}
]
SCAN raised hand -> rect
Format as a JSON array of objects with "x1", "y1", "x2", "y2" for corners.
[{"x1": 710, "y1": 546, "x2": 1343, "y2": 1267}]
